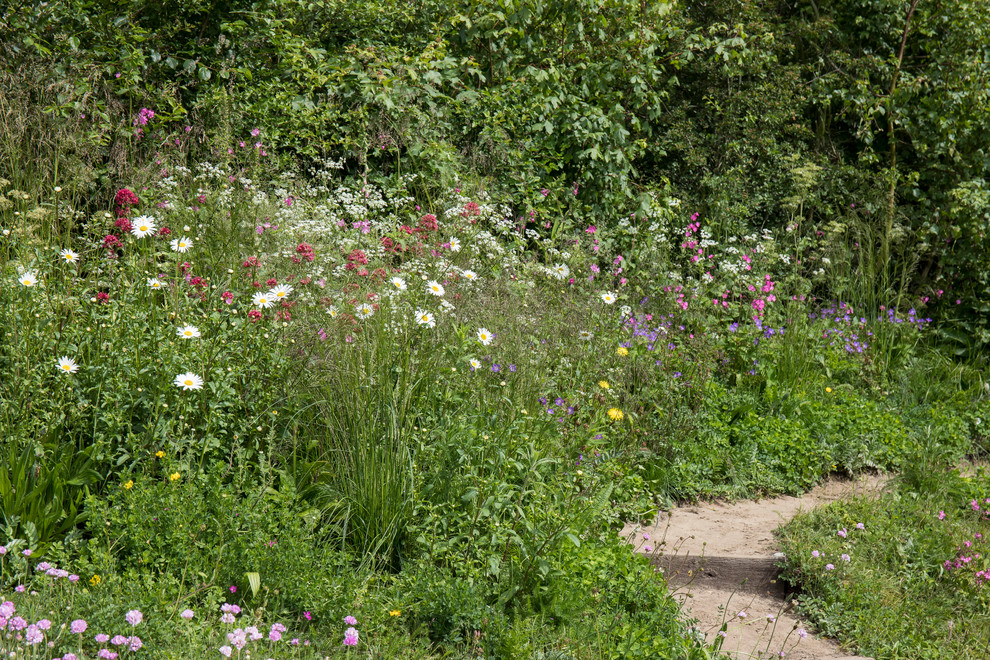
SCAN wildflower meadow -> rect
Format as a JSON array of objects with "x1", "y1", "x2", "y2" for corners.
[{"x1": 2, "y1": 2, "x2": 989, "y2": 659}]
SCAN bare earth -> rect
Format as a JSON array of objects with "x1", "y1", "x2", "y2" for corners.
[{"x1": 622, "y1": 475, "x2": 888, "y2": 659}]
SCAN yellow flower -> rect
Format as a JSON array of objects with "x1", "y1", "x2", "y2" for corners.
[
  {"x1": 169, "y1": 472, "x2": 181, "y2": 482},
  {"x1": 607, "y1": 408, "x2": 624, "y2": 421},
  {"x1": 598, "y1": 380, "x2": 610, "y2": 389},
  {"x1": 826, "y1": 387, "x2": 832, "y2": 393},
  {"x1": 90, "y1": 574, "x2": 101, "y2": 585},
  {"x1": 155, "y1": 450, "x2": 165, "y2": 458},
  {"x1": 616, "y1": 347, "x2": 629, "y2": 356},
  {"x1": 389, "y1": 610, "x2": 401, "y2": 617},
  {"x1": 123, "y1": 480, "x2": 134, "y2": 490}
]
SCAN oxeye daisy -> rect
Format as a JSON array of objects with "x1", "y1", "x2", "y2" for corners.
[
  {"x1": 60, "y1": 248, "x2": 80, "y2": 263},
  {"x1": 170, "y1": 236, "x2": 192, "y2": 253},
  {"x1": 415, "y1": 310, "x2": 436, "y2": 328},
  {"x1": 461, "y1": 269, "x2": 478, "y2": 281},
  {"x1": 173, "y1": 372, "x2": 204, "y2": 391},
  {"x1": 130, "y1": 216, "x2": 157, "y2": 238},
  {"x1": 552, "y1": 264, "x2": 569, "y2": 279},
  {"x1": 426, "y1": 280, "x2": 445, "y2": 296},
  {"x1": 390, "y1": 276, "x2": 407, "y2": 291},
  {"x1": 326, "y1": 305, "x2": 339, "y2": 318},
  {"x1": 476, "y1": 328, "x2": 493, "y2": 345},
  {"x1": 356, "y1": 303, "x2": 374, "y2": 319},
  {"x1": 176, "y1": 325, "x2": 201, "y2": 339},
  {"x1": 147, "y1": 277, "x2": 165, "y2": 290},
  {"x1": 469, "y1": 359, "x2": 481, "y2": 370},
  {"x1": 19, "y1": 271, "x2": 38, "y2": 287},
  {"x1": 448, "y1": 237, "x2": 461, "y2": 252},
  {"x1": 252, "y1": 291, "x2": 274, "y2": 308},
  {"x1": 600, "y1": 291, "x2": 617, "y2": 305},
  {"x1": 269, "y1": 284, "x2": 293, "y2": 300},
  {"x1": 579, "y1": 330, "x2": 593, "y2": 340},
  {"x1": 56, "y1": 356, "x2": 79, "y2": 374}
]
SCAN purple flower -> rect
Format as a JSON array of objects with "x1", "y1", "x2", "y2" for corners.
[
  {"x1": 23, "y1": 549, "x2": 32, "y2": 557},
  {"x1": 37, "y1": 619, "x2": 52, "y2": 630},
  {"x1": 69, "y1": 574, "x2": 80, "y2": 582},
  {"x1": 25, "y1": 624, "x2": 44, "y2": 645},
  {"x1": 180, "y1": 609, "x2": 194, "y2": 620},
  {"x1": 63, "y1": 654, "x2": 79, "y2": 660},
  {"x1": 9, "y1": 616, "x2": 27, "y2": 631},
  {"x1": 825, "y1": 563, "x2": 835, "y2": 571},
  {"x1": 837, "y1": 528, "x2": 847, "y2": 538},
  {"x1": 841, "y1": 554, "x2": 851, "y2": 562},
  {"x1": 343, "y1": 627, "x2": 359, "y2": 646},
  {"x1": 219, "y1": 646, "x2": 232, "y2": 658},
  {"x1": 111, "y1": 634, "x2": 128, "y2": 646},
  {"x1": 344, "y1": 615, "x2": 357, "y2": 625},
  {"x1": 269, "y1": 630, "x2": 283, "y2": 642},
  {"x1": 95, "y1": 633, "x2": 110, "y2": 643},
  {"x1": 509, "y1": 364, "x2": 516, "y2": 372},
  {"x1": 71, "y1": 619, "x2": 89, "y2": 634},
  {"x1": 856, "y1": 522, "x2": 865, "y2": 530},
  {"x1": 229, "y1": 585, "x2": 237, "y2": 593},
  {"x1": 15, "y1": 584, "x2": 26, "y2": 592},
  {"x1": 126, "y1": 609, "x2": 143, "y2": 626},
  {"x1": 129, "y1": 636, "x2": 143, "y2": 651}
]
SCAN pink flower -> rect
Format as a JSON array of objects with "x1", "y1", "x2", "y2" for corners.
[
  {"x1": 111, "y1": 635, "x2": 128, "y2": 645},
  {"x1": 95, "y1": 633, "x2": 110, "y2": 643},
  {"x1": 343, "y1": 627, "x2": 359, "y2": 646},
  {"x1": 126, "y1": 610, "x2": 143, "y2": 626},
  {"x1": 304, "y1": 611, "x2": 312, "y2": 621},
  {"x1": 71, "y1": 619, "x2": 88, "y2": 634},
  {"x1": 344, "y1": 615, "x2": 357, "y2": 625},
  {"x1": 181, "y1": 610, "x2": 194, "y2": 620}
]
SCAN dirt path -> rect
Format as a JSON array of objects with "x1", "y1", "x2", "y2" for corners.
[{"x1": 622, "y1": 475, "x2": 888, "y2": 659}]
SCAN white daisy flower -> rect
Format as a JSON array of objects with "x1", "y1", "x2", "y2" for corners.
[
  {"x1": 147, "y1": 277, "x2": 165, "y2": 290},
  {"x1": 461, "y1": 270, "x2": 478, "y2": 281},
  {"x1": 469, "y1": 358, "x2": 481, "y2": 370},
  {"x1": 426, "y1": 280, "x2": 445, "y2": 296},
  {"x1": 415, "y1": 310, "x2": 435, "y2": 328},
  {"x1": 449, "y1": 237, "x2": 461, "y2": 252},
  {"x1": 60, "y1": 248, "x2": 80, "y2": 263},
  {"x1": 477, "y1": 328, "x2": 493, "y2": 345},
  {"x1": 390, "y1": 276, "x2": 407, "y2": 291},
  {"x1": 326, "y1": 305, "x2": 339, "y2": 318},
  {"x1": 356, "y1": 303, "x2": 374, "y2": 319},
  {"x1": 131, "y1": 216, "x2": 157, "y2": 238},
  {"x1": 269, "y1": 284, "x2": 293, "y2": 300},
  {"x1": 173, "y1": 372, "x2": 204, "y2": 391},
  {"x1": 252, "y1": 291, "x2": 274, "y2": 308},
  {"x1": 56, "y1": 356, "x2": 79, "y2": 374},
  {"x1": 600, "y1": 291, "x2": 617, "y2": 305},
  {"x1": 579, "y1": 330, "x2": 594, "y2": 340},
  {"x1": 176, "y1": 325, "x2": 201, "y2": 339},
  {"x1": 170, "y1": 236, "x2": 192, "y2": 253},
  {"x1": 552, "y1": 264, "x2": 569, "y2": 279},
  {"x1": 620, "y1": 305, "x2": 632, "y2": 317},
  {"x1": 19, "y1": 271, "x2": 38, "y2": 287}
]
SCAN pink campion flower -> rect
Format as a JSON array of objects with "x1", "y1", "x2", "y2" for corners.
[
  {"x1": 221, "y1": 291, "x2": 234, "y2": 305},
  {"x1": 343, "y1": 627, "x2": 359, "y2": 646},
  {"x1": 303, "y1": 611, "x2": 312, "y2": 621},
  {"x1": 251, "y1": 128, "x2": 260, "y2": 137},
  {"x1": 585, "y1": 225, "x2": 596, "y2": 234}
]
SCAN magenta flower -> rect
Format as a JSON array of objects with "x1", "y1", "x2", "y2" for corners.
[
  {"x1": 344, "y1": 615, "x2": 357, "y2": 625},
  {"x1": 304, "y1": 611, "x2": 312, "y2": 621},
  {"x1": 229, "y1": 585, "x2": 237, "y2": 593},
  {"x1": 64, "y1": 654, "x2": 79, "y2": 660},
  {"x1": 343, "y1": 627, "x2": 359, "y2": 646}
]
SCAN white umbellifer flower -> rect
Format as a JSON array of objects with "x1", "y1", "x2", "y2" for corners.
[
  {"x1": 390, "y1": 276, "x2": 407, "y2": 291},
  {"x1": 269, "y1": 284, "x2": 293, "y2": 300},
  {"x1": 170, "y1": 236, "x2": 192, "y2": 253},
  {"x1": 461, "y1": 270, "x2": 478, "y2": 281},
  {"x1": 552, "y1": 264, "x2": 569, "y2": 279},
  {"x1": 326, "y1": 305, "x2": 339, "y2": 318},
  {"x1": 56, "y1": 356, "x2": 79, "y2": 374},
  {"x1": 620, "y1": 305, "x2": 632, "y2": 317},
  {"x1": 415, "y1": 310, "x2": 436, "y2": 328},
  {"x1": 252, "y1": 291, "x2": 274, "y2": 308},
  {"x1": 600, "y1": 291, "x2": 617, "y2": 305},
  {"x1": 19, "y1": 271, "x2": 38, "y2": 287},
  {"x1": 449, "y1": 237, "x2": 461, "y2": 252},
  {"x1": 469, "y1": 358, "x2": 481, "y2": 370},
  {"x1": 356, "y1": 303, "x2": 374, "y2": 319},
  {"x1": 476, "y1": 328, "x2": 493, "y2": 345},
  {"x1": 147, "y1": 277, "x2": 165, "y2": 290},
  {"x1": 173, "y1": 372, "x2": 204, "y2": 391},
  {"x1": 579, "y1": 330, "x2": 593, "y2": 340},
  {"x1": 60, "y1": 248, "x2": 80, "y2": 263},
  {"x1": 131, "y1": 216, "x2": 157, "y2": 238},
  {"x1": 176, "y1": 325, "x2": 201, "y2": 339},
  {"x1": 426, "y1": 280, "x2": 445, "y2": 296}
]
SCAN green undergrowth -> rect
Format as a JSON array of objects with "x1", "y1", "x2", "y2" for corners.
[{"x1": 777, "y1": 456, "x2": 990, "y2": 659}]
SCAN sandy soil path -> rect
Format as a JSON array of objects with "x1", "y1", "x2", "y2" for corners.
[{"x1": 622, "y1": 475, "x2": 888, "y2": 659}]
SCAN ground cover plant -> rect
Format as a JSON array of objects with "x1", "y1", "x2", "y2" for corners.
[
  {"x1": 1, "y1": 1, "x2": 989, "y2": 658},
  {"x1": 778, "y1": 458, "x2": 990, "y2": 659}
]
